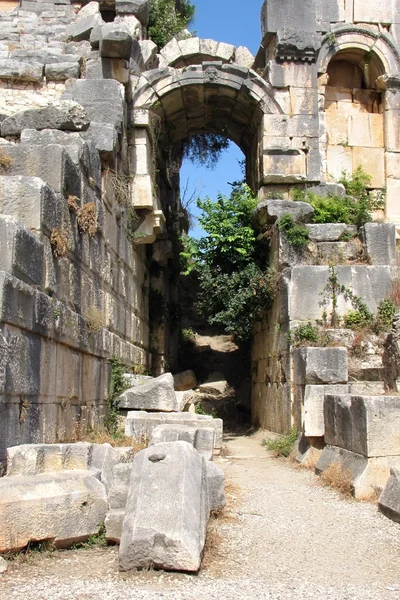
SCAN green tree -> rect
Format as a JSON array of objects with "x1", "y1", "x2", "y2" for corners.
[
  {"x1": 148, "y1": 0, "x2": 195, "y2": 49},
  {"x1": 181, "y1": 183, "x2": 275, "y2": 341}
]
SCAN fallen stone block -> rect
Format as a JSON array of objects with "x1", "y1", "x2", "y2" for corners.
[
  {"x1": 105, "y1": 508, "x2": 125, "y2": 543},
  {"x1": 361, "y1": 223, "x2": 396, "y2": 266},
  {"x1": 123, "y1": 373, "x2": 153, "y2": 387},
  {"x1": 315, "y1": 445, "x2": 399, "y2": 499},
  {"x1": 173, "y1": 369, "x2": 197, "y2": 391},
  {"x1": 0, "y1": 471, "x2": 107, "y2": 553},
  {"x1": 306, "y1": 223, "x2": 357, "y2": 242},
  {"x1": 45, "y1": 61, "x2": 80, "y2": 80},
  {"x1": 254, "y1": 199, "x2": 314, "y2": 226},
  {"x1": 80, "y1": 121, "x2": 119, "y2": 161},
  {"x1": 0, "y1": 59, "x2": 43, "y2": 83},
  {"x1": 303, "y1": 384, "x2": 349, "y2": 437},
  {"x1": 119, "y1": 441, "x2": 209, "y2": 572},
  {"x1": 307, "y1": 183, "x2": 346, "y2": 198},
  {"x1": 125, "y1": 411, "x2": 223, "y2": 449},
  {"x1": 108, "y1": 463, "x2": 133, "y2": 509},
  {"x1": 66, "y1": 13, "x2": 104, "y2": 42},
  {"x1": 199, "y1": 372, "x2": 231, "y2": 397},
  {"x1": 1, "y1": 101, "x2": 89, "y2": 137},
  {"x1": 115, "y1": 0, "x2": 149, "y2": 23},
  {"x1": 324, "y1": 394, "x2": 400, "y2": 458},
  {"x1": 150, "y1": 424, "x2": 215, "y2": 460},
  {"x1": 0, "y1": 215, "x2": 44, "y2": 287},
  {"x1": 118, "y1": 373, "x2": 179, "y2": 412},
  {"x1": 293, "y1": 347, "x2": 348, "y2": 385},
  {"x1": 100, "y1": 23, "x2": 133, "y2": 60},
  {"x1": 206, "y1": 461, "x2": 226, "y2": 511},
  {"x1": 378, "y1": 467, "x2": 400, "y2": 524},
  {"x1": 20, "y1": 129, "x2": 85, "y2": 165}
]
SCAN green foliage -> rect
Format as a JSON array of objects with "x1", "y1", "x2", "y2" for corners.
[
  {"x1": 292, "y1": 166, "x2": 384, "y2": 226},
  {"x1": 182, "y1": 327, "x2": 196, "y2": 342},
  {"x1": 148, "y1": 0, "x2": 195, "y2": 49},
  {"x1": 376, "y1": 298, "x2": 396, "y2": 330},
  {"x1": 195, "y1": 404, "x2": 217, "y2": 418},
  {"x1": 277, "y1": 214, "x2": 310, "y2": 248},
  {"x1": 106, "y1": 357, "x2": 129, "y2": 435},
  {"x1": 181, "y1": 183, "x2": 275, "y2": 341},
  {"x1": 182, "y1": 134, "x2": 230, "y2": 170},
  {"x1": 288, "y1": 322, "x2": 319, "y2": 346},
  {"x1": 263, "y1": 428, "x2": 299, "y2": 458}
]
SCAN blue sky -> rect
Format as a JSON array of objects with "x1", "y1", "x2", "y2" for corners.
[{"x1": 180, "y1": 0, "x2": 262, "y2": 237}]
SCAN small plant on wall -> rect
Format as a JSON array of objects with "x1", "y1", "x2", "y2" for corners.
[
  {"x1": 50, "y1": 228, "x2": 70, "y2": 258},
  {"x1": 77, "y1": 202, "x2": 97, "y2": 237}
]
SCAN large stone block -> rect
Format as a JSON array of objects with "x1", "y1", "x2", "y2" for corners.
[
  {"x1": 324, "y1": 394, "x2": 400, "y2": 458},
  {"x1": 378, "y1": 467, "x2": 400, "y2": 524},
  {"x1": 20, "y1": 129, "x2": 85, "y2": 165},
  {"x1": 119, "y1": 373, "x2": 179, "y2": 411},
  {"x1": 150, "y1": 424, "x2": 215, "y2": 460},
  {"x1": 254, "y1": 199, "x2": 314, "y2": 226},
  {"x1": 306, "y1": 223, "x2": 356, "y2": 242},
  {"x1": 303, "y1": 384, "x2": 349, "y2": 437},
  {"x1": 206, "y1": 461, "x2": 226, "y2": 512},
  {"x1": 0, "y1": 471, "x2": 107, "y2": 553},
  {"x1": 173, "y1": 369, "x2": 197, "y2": 391},
  {"x1": 66, "y1": 13, "x2": 104, "y2": 42},
  {"x1": 108, "y1": 462, "x2": 133, "y2": 509},
  {"x1": 119, "y1": 441, "x2": 209, "y2": 572},
  {"x1": 261, "y1": 0, "x2": 317, "y2": 35},
  {"x1": 0, "y1": 59, "x2": 43, "y2": 83},
  {"x1": 115, "y1": 0, "x2": 149, "y2": 23},
  {"x1": 105, "y1": 508, "x2": 125, "y2": 543},
  {"x1": 100, "y1": 23, "x2": 133, "y2": 60},
  {"x1": 0, "y1": 216, "x2": 44, "y2": 287},
  {"x1": 360, "y1": 223, "x2": 396, "y2": 266},
  {"x1": 293, "y1": 348, "x2": 348, "y2": 385},
  {"x1": 1, "y1": 101, "x2": 89, "y2": 137},
  {"x1": 125, "y1": 411, "x2": 223, "y2": 449}
]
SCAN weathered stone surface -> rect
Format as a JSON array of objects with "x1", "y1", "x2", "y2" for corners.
[
  {"x1": 100, "y1": 23, "x2": 133, "y2": 60},
  {"x1": 378, "y1": 468, "x2": 400, "y2": 524},
  {"x1": 307, "y1": 183, "x2": 346, "y2": 197},
  {"x1": 173, "y1": 370, "x2": 197, "y2": 391},
  {"x1": 206, "y1": 461, "x2": 225, "y2": 511},
  {"x1": 45, "y1": 61, "x2": 80, "y2": 80},
  {"x1": 324, "y1": 394, "x2": 400, "y2": 458},
  {"x1": 108, "y1": 462, "x2": 133, "y2": 509},
  {"x1": 361, "y1": 223, "x2": 396, "y2": 266},
  {"x1": 303, "y1": 384, "x2": 349, "y2": 437},
  {"x1": 317, "y1": 239, "x2": 362, "y2": 263},
  {"x1": 115, "y1": 0, "x2": 149, "y2": 23},
  {"x1": 119, "y1": 441, "x2": 209, "y2": 572},
  {"x1": 293, "y1": 348, "x2": 348, "y2": 385},
  {"x1": 254, "y1": 199, "x2": 314, "y2": 226},
  {"x1": 105, "y1": 508, "x2": 125, "y2": 543},
  {"x1": 123, "y1": 373, "x2": 153, "y2": 387},
  {"x1": 0, "y1": 215, "x2": 44, "y2": 287},
  {"x1": 0, "y1": 59, "x2": 43, "y2": 83},
  {"x1": 81, "y1": 122, "x2": 118, "y2": 160},
  {"x1": 305, "y1": 223, "x2": 357, "y2": 242},
  {"x1": 150, "y1": 424, "x2": 215, "y2": 460},
  {"x1": 66, "y1": 13, "x2": 104, "y2": 42},
  {"x1": 1, "y1": 101, "x2": 89, "y2": 136},
  {"x1": 199, "y1": 372, "x2": 231, "y2": 397},
  {"x1": 20, "y1": 129, "x2": 85, "y2": 164},
  {"x1": 119, "y1": 373, "x2": 179, "y2": 411},
  {"x1": 0, "y1": 471, "x2": 107, "y2": 552},
  {"x1": 125, "y1": 411, "x2": 223, "y2": 449}
]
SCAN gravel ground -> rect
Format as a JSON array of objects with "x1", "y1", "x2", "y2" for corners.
[{"x1": 1, "y1": 433, "x2": 400, "y2": 600}]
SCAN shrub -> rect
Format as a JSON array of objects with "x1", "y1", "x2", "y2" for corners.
[
  {"x1": 277, "y1": 214, "x2": 309, "y2": 248},
  {"x1": 182, "y1": 134, "x2": 230, "y2": 170},
  {"x1": 320, "y1": 463, "x2": 353, "y2": 497},
  {"x1": 288, "y1": 322, "x2": 319, "y2": 346},
  {"x1": 148, "y1": 0, "x2": 194, "y2": 49},
  {"x1": 263, "y1": 428, "x2": 299, "y2": 458},
  {"x1": 77, "y1": 202, "x2": 97, "y2": 237},
  {"x1": 84, "y1": 306, "x2": 106, "y2": 334},
  {"x1": 376, "y1": 298, "x2": 396, "y2": 330},
  {"x1": 67, "y1": 195, "x2": 80, "y2": 212},
  {"x1": 50, "y1": 228, "x2": 70, "y2": 258}
]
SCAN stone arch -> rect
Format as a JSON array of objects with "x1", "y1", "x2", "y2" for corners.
[{"x1": 158, "y1": 37, "x2": 255, "y2": 70}]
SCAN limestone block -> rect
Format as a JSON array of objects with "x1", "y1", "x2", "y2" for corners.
[
  {"x1": 132, "y1": 39, "x2": 157, "y2": 69},
  {"x1": 386, "y1": 151, "x2": 400, "y2": 179},
  {"x1": 234, "y1": 46, "x2": 254, "y2": 69},
  {"x1": 354, "y1": 0, "x2": 395, "y2": 23},
  {"x1": 386, "y1": 177, "x2": 400, "y2": 222},
  {"x1": 326, "y1": 109, "x2": 348, "y2": 145},
  {"x1": 261, "y1": 0, "x2": 317, "y2": 35},
  {"x1": 317, "y1": 240, "x2": 362, "y2": 263},
  {"x1": 150, "y1": 424, "x2": 215, "y2": 460},
  {"x1": 316, "y1": 445, "x2": 400, "y2": 499},
  {"x1": 316, "y1": 0, "x2": 345, "y2": 23},
  {"x1": 352, "y1": 146, "x2": 385, "y2": 189},
  {"x1": 262, "y1": 149, "x2": 307, "y2": 184},
  {"x1": 254, "y1": 199, "x2": 314, "y2": 226},
  {"x1": 82, "y1": 122, "x2": 118, "y2": 161},
  {"x1": 290, "y1": 87, "x2": 318, "y2": 115},
  {"x1": 1, "y1": 101, "x2": 89, "y2": 136},
  {"x1": 66, "y1": 13, "x2": 104, "y2": 42},
  {"x1": 6, "y1": 443, "x2": 93, "y2": 476},
  {"x1": 45, "y1": 62, "x2": 80, "y2": 80},
  {"x1": 0, "y1": 471, "x2": 107, "y2": 553},
  {"x1": 324, "y1": 394, "x2": 400, "y2": 458},
  {"x1": 0, "y1": 59, "x2": 43, "y2": 83},
  {"x1": 293, "y1": 348, "x2": 348, "y2": 385},
  {"x1": 100, "y1": 23, "x2": 133, "y2": 60},
  {"x1": 119, "y1": 441, "x2": 209, "y2": 572},
  {"x1": 305, "y1": 223, "x2": 356, "y2": 242},
  {"x1": 378, "y1": 468, "x2": 400, "y2": 524},
  {"x1": 206, "y1": 461, "x2": 226, "y2": 512},
  {"x1": 385, "y1": 109, "x2": 400, "y2": 152},
  {"x1": 115, "y1": 0, "x2": 149, "y2": 24},
  {"x1": 0, "y1": 215, "x2": 44, "y2": 287},
  {"x1": 75, "y1": 1, "x2": 100, "y2": 19},
  {"x1": 125, "y1": 411, "x2": 223, "y2": 449},
  {"x1": 108, "y1": 463, "x2": 133, "y2": 509},
  {"x1": 326, "y1": 146, "x2": 352, "y2": 181},
  {"x1": 115, "y1": 14, "x2": 142, "y2": 39},
  {"x1": 118, "y1": 373, "x2": 179, "y2": 411},
  {"x1": 123, "y1": 374, "x2": 153, "y2": 388},
  {"x1": 173, "y1": 370, "x2": 197, "y2": 391},
  {"x1": 20, "y1": 129, "x2": 85, "y2": 165},
  {"x1": 199, "y1": 372, "x2": 230, "y2": 397},
  {"x1": 105, "y1": 508, "x2": 125, "y2": 543},
  {"x1": 267, "y1": 61, "x2": 317, "y2": 89},
  {"x1": 303, "y1": 384, "x2": 349, "y2": 437},
  {"x1": 360, "y1": 223, "x2": 396, "y2": 265}
]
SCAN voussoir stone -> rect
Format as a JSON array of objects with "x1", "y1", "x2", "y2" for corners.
[
  {"x1": 118, "y1": 372, "x2": 179, "y2": 411},
  {"x1": 254, "y1": 199, "x2": 314, "y2": 226},
  {"x1": 1, "y1": 101, "x2": 89, "y2": 136},
  {"x1": 119, "y1": 441, "x2": 209, "y2": 572}
]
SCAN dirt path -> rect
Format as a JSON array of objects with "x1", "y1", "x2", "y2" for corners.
[{"x1": 1, "y1": 432, "x2": 400, "y2": 600}]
